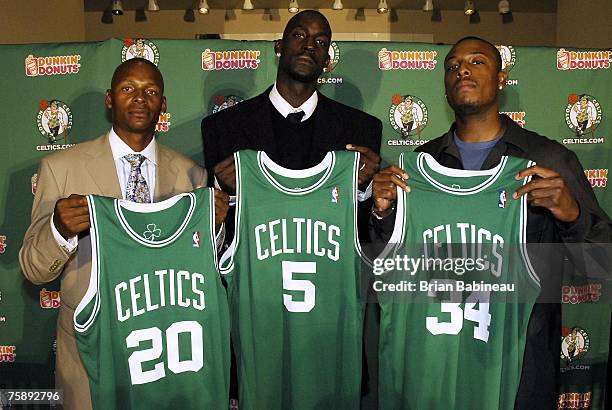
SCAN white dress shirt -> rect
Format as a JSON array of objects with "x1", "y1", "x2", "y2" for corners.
[{"x1": 269, "y1": 83, "x2": 318, "y2": 121}]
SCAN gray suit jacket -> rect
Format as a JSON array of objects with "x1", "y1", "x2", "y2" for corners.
[{"x1": 19, "y1": 133, "x2": 207, "y2": 410}]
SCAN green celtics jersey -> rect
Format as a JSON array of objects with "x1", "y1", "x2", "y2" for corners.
[
  {"x1": 220, "y1": 150, "x2": 365, "y2": 410},
  {"x1": 378, "y1": 152, "x2": 541, "y2": 410},
  {"x1": 74, "y1": 188, "x2": 230, "y2": 410}
]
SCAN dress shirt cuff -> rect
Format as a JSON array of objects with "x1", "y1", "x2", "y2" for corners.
[
  {"x1": 357, "y1": 181, "x2": 373, "y2": 202},
  {"x1": 50, "y1": 213, "x2": 78, "y2": 254}
]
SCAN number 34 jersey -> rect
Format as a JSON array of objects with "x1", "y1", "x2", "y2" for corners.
[
  {"x1": 378, "y1": 152, "x2": 541, "y2": 410},
  {"x1": 74, "y1": 188, "x2": 230, "y2": 410},
  {"x1": 220, "y1": 150, "x2": 365, "y2": 410}
]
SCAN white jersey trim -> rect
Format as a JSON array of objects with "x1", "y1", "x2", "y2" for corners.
[
  {"x1": 208, "y1": 189, "x2": 219, "y2": 271},
  {"x1": 258, "y1": 151, "x2": 335, "y2": 195},
  {"x1": 115, "y1": 192, "x2": 196, "y2": 248},
  {"x1": 219, "y1": 152, "x2": 242, "y2": 275},
  {"x1": 519, "y1": 160, "x2": 541, "y2": 288},
  {"x1": 374, "y1": 152, "x2": 407, "y2": 265},
  {"x1": 351, "y1": 152, "x2": 371, "y2": 266},
  {"x1": 417, "y1": 152, "x2": 507, "y2": 195},
  {"x1": 74, "y1": 195, "x2": 102, "y2": 333}
]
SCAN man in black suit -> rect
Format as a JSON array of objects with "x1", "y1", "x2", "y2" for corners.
[
  {"x1": 201, "y1": 10, "x2": 382, "y2": 196},
  {"x1": 201, "y1": 11, "x2": 383, "y2": 407}
]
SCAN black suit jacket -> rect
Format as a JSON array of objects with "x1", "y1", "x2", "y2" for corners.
[{"x1": 201, "y1": 87, "x2": 382, "y2": 178}]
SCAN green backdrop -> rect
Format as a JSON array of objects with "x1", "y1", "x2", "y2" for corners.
[{"x1": 0, "y1": 38, "x2": 609, "y2": 408}]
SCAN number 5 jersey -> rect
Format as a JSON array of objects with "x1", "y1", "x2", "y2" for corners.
[{"x1": 219, "y1": 150, "x2": 366, "y2": 410}]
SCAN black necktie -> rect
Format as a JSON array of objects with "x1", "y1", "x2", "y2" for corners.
[{"x1": 287, "y1": 111, "x2": 305, "y2": 124}]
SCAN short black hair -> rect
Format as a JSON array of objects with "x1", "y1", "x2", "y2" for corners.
[
  {"x1": 448, "y1": 36, "x2": 503, "y2": 72},
  {"x1": 110, "y1": 58, "x2": 164, "y2": 93},
  {"x1": 282, "y1": 10, "x2": 332, "y2": 40}
]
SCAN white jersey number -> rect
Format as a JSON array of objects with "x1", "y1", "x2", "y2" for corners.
[
  {"x1": 425, "y1": 280, "x2": 491, "y2": 342},
  {"x1": 126, "y1": 320, "x2": 203, "y2": 385},
  {"x1": 282, "y1": 261, "x2": 316, "y2": 313}
]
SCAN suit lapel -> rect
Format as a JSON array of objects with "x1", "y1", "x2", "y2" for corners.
[
  {"x1": 313, "y1": 93, "x2": 342, "y2": 153},
  {"x1": 246, "y1": 90, "x2": 278, "y2": 158},
  {"x1": 84, "y1": 133, "x2": 122, "y2": 198},
  {"x1": 155, "y1": 143, "x2": 179, "y2": 201}
]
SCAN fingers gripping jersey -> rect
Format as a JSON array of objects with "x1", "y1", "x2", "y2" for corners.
[
  {"x1": 74, "y1": 188, "x2": 230, "y2": 410},
  {"x1": 378, "y1": 152, "x2": 540, "y2": 410},
  {"x1": 220, "y1": 150, "x2": 365, "y2": 410}
]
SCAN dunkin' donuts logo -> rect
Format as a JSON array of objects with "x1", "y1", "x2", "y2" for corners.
[
  {"x1": 557, "y1": 392, "x2": 591, "y2": 409},
  {"x1": 388, "y1": 94, "x2": 429, "y2": 140},
  {"x1": 155, "y1": 112, "x2": 172, "y2": 133},
  {"x1": 562, "y1": 284, "x2": 602, "y2": 304},
  {"x1": 500, "y1": 111, "x2": 526, "y2": 127},
  {"x1": 36, "y1": 99, "x2": 74, "y2": 150},
  {"x1": 0, "y1": 345, "x2": 16, "y2": 362},
  {"x1": 40, "y1": 288, "x2": 61, "y2": 309},
  {"x1": 0, "y1": 235, "x2": 6, "y2": 254},
  {"x1": 122, "y1": 38, "x2": 160, "y2": 65},
  {"x1": 557, "y1": 49, "x2": 611, "y2": 70},
  {"x1": 25, "y1": 54, "x2": 81, "y2": 77},
  {"x1": 584, "y1": 169, "x2": 608, "y2": 188},
  {"x1": 495, "y1": 45, "x2": 516, "y2": 72},
  {"x1": 211, "y1": 95, "x2": 244, "y2": 114},
  {"x1": 378, "y1": 48, "x2": 437, "y2": 70},
  {"x1": 202, "y1": 49, "x2": 261, "y2": 71}
]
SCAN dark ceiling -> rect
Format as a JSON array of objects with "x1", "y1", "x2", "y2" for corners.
[{"x1": 85, "y1": 0, "x2": 558, "y2": 13}]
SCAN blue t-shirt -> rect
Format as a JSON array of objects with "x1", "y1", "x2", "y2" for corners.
[{"x1": 453, "y1": 131, "x2": 502, "y2": 171}]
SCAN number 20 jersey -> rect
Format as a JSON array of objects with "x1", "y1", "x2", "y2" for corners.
[
  {"x1": 378, "y1": 152, "x2": 541, "y2": 410},
  {"x1": 74, "y1": 189, "x2": 230, "y2": 410},
  {"x1": 220, "y1": 150, "x2": 365, "y2": 410}
]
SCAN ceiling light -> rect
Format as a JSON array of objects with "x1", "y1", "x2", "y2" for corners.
[
  {"x1": 464, "y1": 0, "x2": 475, "y2": 16},
  {"x1": 288, "y1": 0, "x2": 299, "y2": 13},
  {"x1": 147, "y1": 0, "x2": 159, "y2": 11},
  {"x1": 198, "y1": 0, "x2": 209, "y2": 14},
  {"x1": 377, "y1": 0, "x2": 388, "y2": 14},
  {"x1": 333, "y1": 0, "x2": 343, "y2": 10},
  {"x1": 423, "y1": 0, "x2": 434, "y2": 12},
  {"x1": 111, "y1": 0, "x2": 124, "y2": 15},
  {"x1": 243, "y1": 0, "x2": 254, "y2": 9},
  {"x1": 498, "y1": 0, "x2": 510, "y2": 14}
]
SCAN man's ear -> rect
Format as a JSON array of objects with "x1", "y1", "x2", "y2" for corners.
[
  {"x1": 274, "y1": 40, "x2": 282, "y2": 56},
  {"x1": 105, "y1": 89, "x2": 113, "y2": 109},
  {"x1": 497, "y1": 69, "x2": 508, "y2": 90},
  {"x1": 161, "y1": 96, "x2": 167, "y2": 113}
]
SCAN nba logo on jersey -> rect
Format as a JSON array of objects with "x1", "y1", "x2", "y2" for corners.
[
  {"x1": 192, "y1": 231, "x2": 200, "y2": 248},
  {"x1": 498, "y1": 190, "x2": 507, "y2": 208},
  {"x1": 331, "y1": 186, "x2": 340, "y2": 203}
]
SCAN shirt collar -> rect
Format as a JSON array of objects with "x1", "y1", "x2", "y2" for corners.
[
  {"x1": 268, "y1": 83, "x2": 318, "y2": 122},
  {"x1": 109, "y1": 128, "x2": 157, "y2": 165},
  {"x1": 438, "y1": 114, "x2": 529, "y2": 157}
]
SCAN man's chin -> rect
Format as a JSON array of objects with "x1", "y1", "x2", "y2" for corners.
[
  {"x1": 289, "y1": 70, "x2": 321, "y2": 84},
  {"x1": 452, "y1": 102, "x2": 481, "y2": 116}
]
